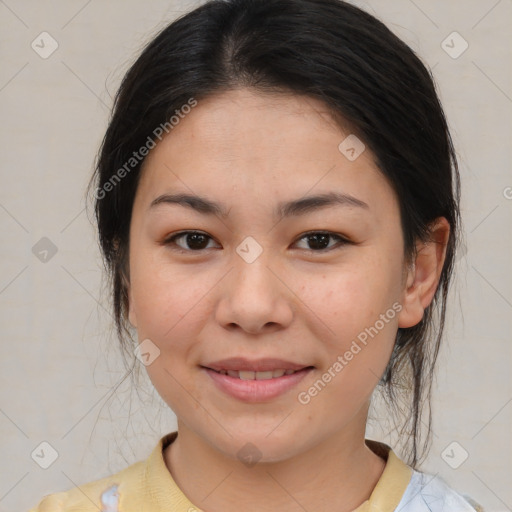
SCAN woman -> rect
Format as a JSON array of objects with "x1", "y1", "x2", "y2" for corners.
[{"x1": 29, "y1": 0, "x2": 483, "y2": 510}]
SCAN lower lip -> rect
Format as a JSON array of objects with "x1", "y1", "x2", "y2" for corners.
[{"x1": 202, "y1": 367, "x2": 313, "y2": 402}]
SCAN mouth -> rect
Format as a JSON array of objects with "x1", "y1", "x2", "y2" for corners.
[
  {"x1": 200, "y1": 360, "x2": 315, "y2": 402},
  {"x1": 205, "y1": 367, "x2": 313, "y2": 380}
]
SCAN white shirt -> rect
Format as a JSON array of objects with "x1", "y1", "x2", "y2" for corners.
[{"x1": 395, "y1": 470, "x2": 481, "y2": 511}]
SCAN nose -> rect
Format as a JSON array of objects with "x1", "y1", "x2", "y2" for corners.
[{"x1": 214, "y1": 252, "x2": 294, "y2": 335}]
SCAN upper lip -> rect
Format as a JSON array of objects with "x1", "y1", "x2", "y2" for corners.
[{"x1": 203, "y1": 358, "x2": 312, "y2": 372}]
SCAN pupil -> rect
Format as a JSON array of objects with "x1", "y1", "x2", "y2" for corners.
[
  {"x1": 309, "y1": 234, "x2": 329, "y2": 250},
  {"x1": 188, "y1": 233, "x2": 208, "y2": 250}
]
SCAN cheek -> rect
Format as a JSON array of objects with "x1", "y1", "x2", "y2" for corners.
[
  {"x1": 129, "y1": 251, "x2": 212, "y2": 343},
  {"x1": 303, "y1": 271, "x2": 399, "y2": 408},
  {"x1": 302, "y1": 259, "x2": 400, "y2": 334},
  {"x1": 129, "y1": 263, "x2": 210, "y2": 401},
  {"x1": 298, "y1": 256, "x2": 401, "y2": 394}
]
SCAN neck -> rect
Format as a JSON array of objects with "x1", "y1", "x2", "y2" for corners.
[{"x1": 164, "y1": 413, "x2": 386, "y2": 512}]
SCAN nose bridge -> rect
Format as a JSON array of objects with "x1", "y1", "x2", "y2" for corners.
[
  {"x1": 231, "y1": 240, "x2": 279, "y2": 305},
  {"x1": 216, "y1": 238, "x2": 293, "y2": 333}
]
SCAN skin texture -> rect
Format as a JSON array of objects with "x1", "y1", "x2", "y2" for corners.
[{"x1": 127, "y1": 88, "x2": 450, "y2": 512}]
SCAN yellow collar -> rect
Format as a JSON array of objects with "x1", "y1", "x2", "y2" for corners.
[
  {"x1": 145, "y1": 432, "x2": 412, "y2": 512},
  {"x1": 354, "y1": 439, "x2": 413, "y2": 511}
]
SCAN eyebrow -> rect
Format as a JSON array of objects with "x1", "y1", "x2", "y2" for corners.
[{"x1": 149, "y1": 191, "x2": 369, "y2": 219}]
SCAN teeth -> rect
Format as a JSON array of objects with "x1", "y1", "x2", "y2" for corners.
[
  {"x1": 220, "y1": 369, "x2": 298, "y2": 380},
  {"x1": 256, "y1": 371, "x2": 274, "y2": 380}
]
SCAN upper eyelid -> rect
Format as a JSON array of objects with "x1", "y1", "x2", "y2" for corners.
[{"x1": 166, "y1": 230, "x2": 347, "y2": 240}]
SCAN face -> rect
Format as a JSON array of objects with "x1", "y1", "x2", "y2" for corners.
[{"x1": 127, "y1": 88, "x2": 410, "y2": 462}]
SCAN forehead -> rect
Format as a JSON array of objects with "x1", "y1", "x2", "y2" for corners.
[
  {"x1": 134, "y1": 88, "x2": 397, "y2": 219},
  {"x1": 171, "y1": 88, "x2": 350, "y2": 151}
]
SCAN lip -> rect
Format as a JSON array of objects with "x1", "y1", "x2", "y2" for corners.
[
  {"x1": 202, "y1": 366, "x2": 314, "y2": 403},
  {"x1": 203, "y1": 357, "x2": 309, "y2": 372}
]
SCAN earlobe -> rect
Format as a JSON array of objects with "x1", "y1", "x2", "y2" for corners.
[{"x1": 398, "y1": 217, "x2": 450, "y2": 329}]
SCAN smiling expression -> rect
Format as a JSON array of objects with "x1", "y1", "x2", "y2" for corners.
[{"x1": 126, "y1": 87, "x2": 412, "y2": 461}]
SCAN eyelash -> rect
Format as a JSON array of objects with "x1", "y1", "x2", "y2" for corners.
[{"x1": 162, "y1": 230, "x2": 352, "y2": 254}]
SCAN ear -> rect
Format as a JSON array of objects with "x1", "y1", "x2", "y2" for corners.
[{"x1": 398, "y1": 217, "x2": 451, "y2": 328}]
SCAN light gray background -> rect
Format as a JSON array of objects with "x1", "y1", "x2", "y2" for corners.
[{"x1": 0, "y1": 1, "x2": 510, "y2": 510}]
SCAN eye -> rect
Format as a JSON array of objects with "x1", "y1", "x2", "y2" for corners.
[
  {"x1": 163, "y1": 230, "x2": 219, "y2": 252},
  {"x1": 294, "y1": 231, "x2": 351, "y2": 252}
]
